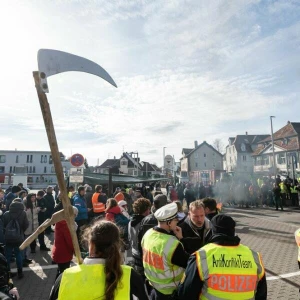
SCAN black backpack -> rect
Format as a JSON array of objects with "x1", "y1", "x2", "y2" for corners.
[{"x1": 4, "y1": 212, "x2": 23, "y2": 245}]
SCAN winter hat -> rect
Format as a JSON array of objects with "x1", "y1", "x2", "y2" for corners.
[
  {"x1": 211, "y1": 214, "x2": 236, "y2": 237},
  {"x1": 115, "y1": 192, "x2": 124, "y2": 202},
  {"x1": 118, "y1": 200, "x2": 127, "y2": 207},
  {"x1": 11, "y1": 186, "x2": 21, "y2": 193},
  {"x1": 152, "y1": 194, "x2": 168, "y2": 212}
]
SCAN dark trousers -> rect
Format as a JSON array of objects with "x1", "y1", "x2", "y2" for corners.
[
  {"x1": 150, "y1": 289, "x2": 176, "y2": 300},
  {"x1": 5, "y1": 245, "x2": 22, "y2": 271},
  {"x1": 55, "y1": 261, "x2": 71, "y2": 280},
  {"x1": 274, "y1": 196, "x2": 283, "y2": 210},
  {"x1": 38, "y1": 231, "x2": 46, "y2": 248}
]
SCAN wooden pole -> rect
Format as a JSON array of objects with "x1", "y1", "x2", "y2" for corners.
[{"x1": 33, "y1": 72, "x2": 82, "y2": 264}]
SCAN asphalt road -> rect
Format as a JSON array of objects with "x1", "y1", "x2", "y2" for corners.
[{"x1": 11, "y1": 206, "x2": 300, "y2": 300}]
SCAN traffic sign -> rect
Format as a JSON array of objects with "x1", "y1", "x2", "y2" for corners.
[
  {"x1": 70, "y1": 175, "x2": 84, "y2": 183},
  {"x1": 70, "y1": 167, "x2": 84, "y2": 175},
  {"x1": 70, "y1": 153, "x2": 84, "y2": 167}
]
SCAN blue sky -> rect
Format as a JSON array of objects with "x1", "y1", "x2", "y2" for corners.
[{"x1": 0, "y1": 0, "x2": 300, "y2": 166}]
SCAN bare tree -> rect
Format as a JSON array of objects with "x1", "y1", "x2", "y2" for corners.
[{"x1": 213, "y1": 138, "x2": 225, "y2": 154}]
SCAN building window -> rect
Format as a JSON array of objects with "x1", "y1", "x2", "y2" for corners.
[
  {"x1": 277, "y1": 153, "x2": 286, "y2": 165},
  {"x1": 16, "y1": 156, "x2": 19, "y2": 163},
  {"x1": 204, "y1": 153, "x2": 206, "y2": 157},
  {"x1": 0, "y1": 155, "x2": 6, "y2": 163},
  {"x1": 30, "y1": 155, "x2": 33, "y2": 163},
  {"x1": 9, "y1": 166, "x2": 12, "y2": 173},
  {"x1": 51, "y1": 166, "x2": 55, "y2": 173},
  {"x1": 49, "y1": 155, "x2": 53, "y2": 164},
  {"x1": 204, "y1": 162, "x2": 207, "y2": 167},
  {"x1": 27, "y1": 155, "x2": 30, "y2": 163},
  {"x1": 13, "y1": 166, "x2": 16, "y2": 172},
  {"x1": 195, "y1": 163, "x2": 198, "y2": 168},
  {"x1": 33, "y1": 166, "x2": 36, "y2": 173},
  {"x1": 262, "y1": 156, "x2": 269, "y2": 165},
  {"x1": 241, "y1": 143, "x2": 246, "y2": 151},
  {"x1": 0, "y1": 167, "x2": 4, "y2": 173},
  {"x1": 44, "y1": 155, "x2": 47, "y2": 163},
  {"x1": 243, "y1": 155, "x2": 247, "y2": 161},
  {"x1": 41, "y1": 155, "x2": 44, "y2": 163},
  {"x1": 29, "y1": 166, "x2": 32, "y2": 173},
  {"x1": 44, "y1": 166, "x2": 47, "y2": 173},
  {"x1": 121, "y1": 160, "x2": 127, "y2": 165}
]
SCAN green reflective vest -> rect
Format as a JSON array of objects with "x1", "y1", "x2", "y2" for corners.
[
  {"x1": 195, "y1": 243, "x2": 265, "y2": 300},
  {"x1": 142, "y1": 228, "x2": 185, "y2": 295},
  {"x1": 58, "y1": 264, "x2": 131, "y2": 300},
  {"x1": 291, "y1": 186, "x2": 298, "y2": 194}
]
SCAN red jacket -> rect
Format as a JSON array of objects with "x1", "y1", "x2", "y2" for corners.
[
  {"x1": 52, "y1": 220, "x2": 74, "y2": 263},
  {"x1": 105, "y1": 206, "x2": 122, "y2": 222}
]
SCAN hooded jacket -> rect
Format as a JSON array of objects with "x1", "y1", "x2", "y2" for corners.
[
  {"x1": 73, "y1": 193, "x2": 88, "y2": 221},
  {"x1": 52, "y1": 220, "x2": 74, "y2": 263},
  {"x1": 3, "y1": 201, "x2": 29, "y2": 245},
  {"x1": 105, "y1": 206, "x2": 122, "y2": 223},
  {"x1": 128, "y1": 214, "x2": 146, "y2": 260}
]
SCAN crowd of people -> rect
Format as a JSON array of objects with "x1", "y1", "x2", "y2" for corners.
[
  {"x1": 1, "y1": 176, "x2": 294, "y2": 299},
  {"x1": 166, "y1": 174, "x2": 300, "y2": 210}
]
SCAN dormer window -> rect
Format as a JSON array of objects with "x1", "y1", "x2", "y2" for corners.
[
  {"x1": 282, "y1": 138, "x2": 288, "y2": 145},
  {"x1": 241, "y1": 143, "x2": 246, "y2": 151}
]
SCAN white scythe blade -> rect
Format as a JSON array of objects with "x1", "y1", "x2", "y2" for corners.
[{"x1": 38, "y1": 49, "x2": 117, "y2": 92}]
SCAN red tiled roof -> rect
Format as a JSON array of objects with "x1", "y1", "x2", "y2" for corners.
[{"x1": 261, "y1": 122, "x2": 300, "y2": 142}]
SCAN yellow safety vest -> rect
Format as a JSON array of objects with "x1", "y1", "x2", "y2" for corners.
[
  {"x1": 142, "y1": 228, "x2": 185, "y2": 295},
  {"x1": 291, "y1": 186, "x2": 298, "y2": 194},
  {"x1": 279, "y1": 182, "x2": 286, "y2": 193},
  {"x1": 295, "y1": 229, "x2": 300, "y2": 262},
  {"x1": 195, "y1": 243, "x2": 265, "y2": 300},
  {"x1": 58, "y1": 264, "x2": 131, "y2": 300}
]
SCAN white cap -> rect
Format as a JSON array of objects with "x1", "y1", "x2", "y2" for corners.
[
  {"x1": 154, "y1": 202, "x2": 178, "y2": 222},
  {"x1": 118, "y1": 200, "x2": 127, "y2": 207}
]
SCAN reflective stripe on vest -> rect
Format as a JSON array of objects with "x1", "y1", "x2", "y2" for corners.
[
  {"x1": 196, "y1": 243, "x2": 264, "y2": 300},
  {"x1": 58, "y1": 264, "x2": 131, "y2": 300},
  {"x1": 291, "y1": 187, "x2": 298, "y2": 193},
  {"x1": 92, "y1": 193, "x2": 105, "y2": 213},
  {"x1": 142, "y1": 228, "x2": 185, "y2": 295}
]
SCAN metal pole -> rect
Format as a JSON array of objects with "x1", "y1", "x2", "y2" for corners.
[
  {"x1": 270, "y1": 116, "x2": 276, "y2": 178},
  {"x1": 163, "y1": 147, "x2": 166, "y2": 176},
  {"x1": 292, "y1": 154, "x2": 295, "y2": 181}
]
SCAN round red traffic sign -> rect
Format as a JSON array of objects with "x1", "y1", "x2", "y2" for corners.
[{"x1": 70, "y1": 153, "x2": 84, "y2": 167}]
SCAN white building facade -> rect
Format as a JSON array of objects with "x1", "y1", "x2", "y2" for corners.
[
  {"x1": 224, "y1": 134, "x2": 269, "y2": 178},
  {"x1": 0, "y1": 150, "x2": 72, "y2": 188}
]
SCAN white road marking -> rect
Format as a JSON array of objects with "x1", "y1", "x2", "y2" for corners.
[
  {"x1": 266, "y1": 270, "x2": 300, "y2": 281},
  {"x1": 12, "y1": 264, "x2": 300, "y2": 282}
]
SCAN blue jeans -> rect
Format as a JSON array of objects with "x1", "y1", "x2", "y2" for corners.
[{"x1": 5, "y1": 245, "x2": 23, "y2": 270}]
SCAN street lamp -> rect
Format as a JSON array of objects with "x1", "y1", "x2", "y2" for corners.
[{"x1": 270, "y1": 116, "x2": 276, "y2": 178}]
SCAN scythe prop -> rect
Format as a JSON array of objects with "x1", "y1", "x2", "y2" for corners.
[{"x1": 19, "y1": 49, "x2": 117, "y2": 265}]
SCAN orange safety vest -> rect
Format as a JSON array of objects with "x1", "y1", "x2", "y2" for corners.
[{"x1": 92, "y1": 192, "x2": 105, "y2": 213}]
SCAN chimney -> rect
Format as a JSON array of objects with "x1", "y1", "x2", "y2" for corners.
[
  {"x1": 114, "y1": 156, "x2": 116, "y2": 159},
  {"x1": 245, "y1": 131, "x2": 248, "y2": 135},
  {"x1": 287, "y1": 121, "x2": 290, "y2": 124},
  {"x1": 194, "y1": 140, "x2": 198, "y2": 148}
]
